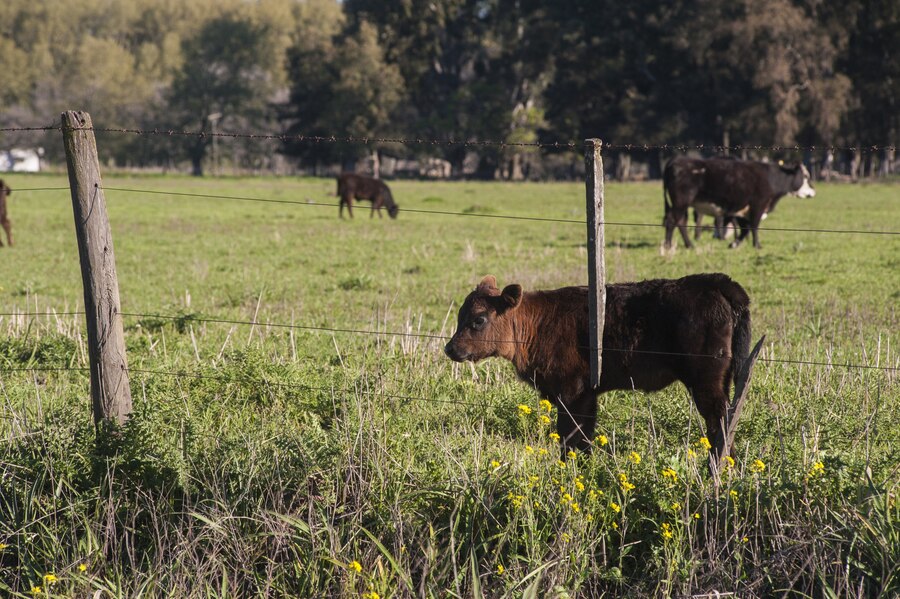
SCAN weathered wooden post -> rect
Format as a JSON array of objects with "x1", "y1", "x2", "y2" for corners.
[
  {"x1": 61, "y1": 111, "x2": 132, "y2": 428},
  {"x1": 584, "y1": 139, "x2": 606, "y2": 388}
]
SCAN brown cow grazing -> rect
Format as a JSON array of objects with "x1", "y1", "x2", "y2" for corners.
[
  {"x1": 336, "y1": 173, "x2": 399, "y2": 219},
  {"x1": 0, "y1": 180, "x2": 12, "y2": 247},
  {"x1": 444, "y1": 273, "x2": 751, "y2": 460}
]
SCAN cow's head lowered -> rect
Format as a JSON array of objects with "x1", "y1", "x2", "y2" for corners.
[
  {"x1": 781, "y1": 163, "x2": 816, "y2": 198},
  {"x1": 444, "y1": 275, "x2": 522, "y2": 363}
]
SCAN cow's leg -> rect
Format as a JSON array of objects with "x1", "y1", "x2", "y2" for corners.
[
  {"x1": 1, "y1": 218, "x2": 10, "y2": 246},
  {"x1": 556, "y1": 390, "x2": 597, "y2": 457},
  {"x1": 664, "y1": 206, "x2": 693, "y2": 249},
  {"x1": 345, "y1": 197, "x2": 354, "y2": 218},
  {"x1": 693, "y1": 210, "x2": 703, "y2": 240},
  {"x1": 676, "y1": 211, "x2": 694, "y2": 249},
  {"x1": 728, "y1": 217, "x2": 752, "y2": 248}
]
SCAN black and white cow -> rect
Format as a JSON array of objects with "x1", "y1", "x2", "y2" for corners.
[{"x1": 663, "y1": 157, "x2": 815, "y2": 249}]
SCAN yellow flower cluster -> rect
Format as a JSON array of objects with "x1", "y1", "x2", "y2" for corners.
[
  {"x1": 507, "y1": 492, "x2": 526, "y2": 508},
  {"x1": 595, "y1": 434, "x2": 608, "y2": 446},
  {"x1": 491, "y1": 460, "x2": 501, "y2": 469},
  {"x1": 518, "y1": 404, "x2": 533, "y2": 415},
  {"x1": 618, "y1": 473, "x2": 635, "y2": 492},
  {"x1": 549, "y1": 432, "x2": 561, "y2": 442},
  {"x1": 540, "y1": 399, "x2": 553, "y2": 412},
  {"x1": 31, "y1": 586, "x2": 42, "y2": 595},
  {"x1": 661, "y1": 468, "x2": 678, "y2": 482},
  {"x1": 348, "y1": 561, "x2": 363, "y2": 573},
  {"x1": 687, "y1": 448, "x2": 698, "y2": 459},
  {"x1": 496, "y1": 564, "x2": 505, "y2": 575},
  {"x1": 671, "y1": 502, "x2": 681, "y2": 511},
  {"x1": 751, "y1": 459, "x2": 766, "y2": 473},
  {"x1": 729, "y1": 489, "x2": 738, "y2": 500},
  {"x1": 660, "y1": 523, "x2": 673, "y2": 540},
  {"x1": 364, "y1": 593, "x2": 381, "y2": 599},
  {"x1": 724, "y1": 456, "x2": 736, "y2": 469},
  {"x1": 629, "y1": 451, "x2": 641, "y2": 464},
  {"x1": 43, "y1": 574, "x2": 58, "y2": 584},
  {"x1": 810, "y1": 461, "x2": 825, "y2": 476},
  {"x1": 699, "y1": 437, "x2": 712, "y2": 450},
  {"x1": 561, "y1": 532, "x2": 571, "y2": 543},
  {"x1": 610, "y1": 501, "x2": 621, "y2": 513},
  {"x1": 540, "y1": 415, "x2": 552, "y2": 425},
  {"x1": 567, "y1": 450, "x2": 578, "y2": 461}
]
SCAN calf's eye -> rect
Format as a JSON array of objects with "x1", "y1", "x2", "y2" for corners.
[{"x1": 472, "y1": 316, "x2": 488, "y2": 329}]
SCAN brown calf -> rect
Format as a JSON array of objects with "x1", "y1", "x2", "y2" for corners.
[
  {"x1": 0, "y1": 179, "x2": 12, "y2": 247},
  {"x1": 336, "y1": 172, "x2": 399, "y2": 219},
  {"x1": 444, "y1": 273, "x2": 751, "y2": 458}
]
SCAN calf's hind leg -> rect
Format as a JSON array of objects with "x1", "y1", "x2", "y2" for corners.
[
  {"x1": 0, "y1": 217, "x2": 9, "y2": 246},
  {"x1": 555, "y1": 390, "x2": 597, "y2": 456}
]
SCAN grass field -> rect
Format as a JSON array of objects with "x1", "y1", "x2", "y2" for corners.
[{"x1": 0, "y1": 173, "x2": 898, "y2": 597}]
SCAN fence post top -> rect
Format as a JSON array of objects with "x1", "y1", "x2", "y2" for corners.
[{"x1": 584, "y1": 138, "x2": 603, "y2": 149}]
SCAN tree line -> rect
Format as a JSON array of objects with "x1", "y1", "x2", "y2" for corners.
[{"x1": 1, "y1": 0, "x2": 896, "y2": 179}]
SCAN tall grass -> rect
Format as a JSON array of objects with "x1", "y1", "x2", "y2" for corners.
[{"x1": 0, "y1": 175, "x2": 897, "y2": 596}]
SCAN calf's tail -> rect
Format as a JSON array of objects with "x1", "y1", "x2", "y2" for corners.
[{"x1": 727, "y1": 286, "x2": 752, "y2": 384}]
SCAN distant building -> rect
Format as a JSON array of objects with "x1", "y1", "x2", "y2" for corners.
[{"x1": 0, "y1": 148, "x2": 43, "y2": 172}]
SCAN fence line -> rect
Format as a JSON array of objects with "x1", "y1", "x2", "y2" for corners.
[
  {"x1": 3, "y1": 310, "x2": 897, "y2": 373},
  {"x1": 2, "y1": 124, "x2": 896, "y2": 154},
  {"x1": 2, "y1": 365, "x2": 897, "y2": 445},
  {"x1": 99, "y1": 186, "x2": 900, "y2": 237}
]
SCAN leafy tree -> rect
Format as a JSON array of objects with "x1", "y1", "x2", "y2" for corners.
[{"x1": 168, "y1": 14, "x2": 282, "y2": 175}]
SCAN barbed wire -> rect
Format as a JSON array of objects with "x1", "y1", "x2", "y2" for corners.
[
  {"x1": 3, "y1": 124, "x2": 896, "y2": 154},
  {"x1": 3, "y1": 310, "x2": 897, "y2": 373},
  {"x1": 101, "y1": 186, "x2": 900, "y2": 236}
]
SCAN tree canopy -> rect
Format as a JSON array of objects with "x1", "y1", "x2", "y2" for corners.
[{"x1": 1, "y1": 0, "x2": 896, "y2": 177}]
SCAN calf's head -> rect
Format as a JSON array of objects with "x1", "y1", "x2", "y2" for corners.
[
  {"x1": 444, "y1": 275, "x2": 522, "y2": 363},
  {"x1": 388, "y1": 203, "x2": 399, "y2": 219}
]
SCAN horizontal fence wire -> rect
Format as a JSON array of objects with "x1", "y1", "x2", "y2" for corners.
[
  {"x1": 2, "y1": 124, "x2": 896, "y2": 154},
  {"x1": 3, "y1": 310, "x2": 897, "y2": 373},
  {"x1": 98, "y1": 186, "x2": 900, "y2": 237},
  {"x1": 1, "y1": 364, "x2": 896, "y2": 446}
]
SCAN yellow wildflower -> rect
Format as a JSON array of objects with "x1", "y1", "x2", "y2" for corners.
[
  {"x1": 699, "y1": 437, "x2": 712, "y2": 450},
  {"x1": 525, "y1": 444, "x2": 534, "y2": 453},
  {"x1": 517, "y1": 404, "x2": 532, "y2": 415},
  {"x1": 693, "y1": 513, "x2": 700, "y2": 520},
  {"x1": 622, "y1": 481, "x2": 635, "y2": 492},
  {"x1": 496, "y1": 564, "x2": 505, "y2": 575},
  {"x1": 364, "y1": 593, "x2": 381, "y2": 599},
  {"x1": 43, "y1": 574, "x2": 57, "y2": 585},
  {"x1": 538, "y1": 448, "x2": 549, "y2": 456},
  {"x1": 596, "y1": 434, "x2": 608, "y2": 446},
  {"x1": 612, "y1": 521, "x2": 619, "y2": 529},
  {"x1": 529, "y1": 475, "x2": 540, "y2": 485},
  {"x1": 540, "y1": 415, "x2": 551, "y2": 425},
  {"x1": 490, "y1": 460, "x2": 501, "y2": 469},
  {"x1": 741, "y1": 536, "x2": 749, "y2": 543},
  {"x1": 660, "y1": 523, "x2": 673, "y2": 540},
  {"x1": 610, "y1": 502, "x2": 621, "y2": 513},
  {"x1": 671, "y1": 502, "x2": 682, "y2": 511},
  {"x1": 558, "y1": 460, "x2": 567, "y2": 469},
  {"x1": 348, "y1": 560, "x2": 363, "y2": 573},
  {"x1": 811, "y1": 461, "x2": 825, "y2": 475},
  {"x1": 586, "y1": 514, "x2": 594, "y2": 522},
  {"x1": 549, "y1": 432, "x2": 561, "y2": 442},
  {"x1": 0, "y1": 543, "x2": 7, "y2": 551},
  {"x1": 567, "y1": 450, "x2": 578, "y2": 460},
  {"x1": 78, "y1": 563, "x2": 87, "y2": 572},
  {"x1": 571, "y1": 502, "x2": 580, "y2": 512},
  {"x1": 31, "y1": 586, "x2": 42, "y2": 595},
  {"x1": 561, "y1": 532, "x2": 571, "y2": 543},
  {"x1": 729, "y1": 489, "x2": 738, "y2": 500},
  {"x1": 724, "y1": 456, "x2": 735, "y2": 469},
  {"x1": 629, "y1": 451, "x2": 641, "y2": 464},
  {"x1": 540, "y1": 399, "x2": 553, "y2": 412},
  {"x1": 687, "y1": 448, "x2": 697, "y2": 459},
  {"x1": 575, "y1": 480, "x2": 585, "y2": 492},
  {"x1": 561, "y1": 492, "x2": 574, "y2": 503},
  {"x1": 662, "y1": 468, "x2": 678, "y2": 482},
  {"x1": 751, "y1": 459, "x2": 766, "y2": 472}
]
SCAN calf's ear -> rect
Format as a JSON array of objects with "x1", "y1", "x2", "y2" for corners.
[
  {"x1": 477, "y1": 275, "x2": 498, "y2": 292},
  {"x1": 501, "y1": 284, "x2": 523, "y2": 309}
]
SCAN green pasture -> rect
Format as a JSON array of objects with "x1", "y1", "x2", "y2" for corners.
[{"x1": 0, "y1": 173, "x2": 897, "y2": 597}]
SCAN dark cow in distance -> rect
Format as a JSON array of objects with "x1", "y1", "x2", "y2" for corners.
[
  {"x1": 444, "y1": 273, "x2": 751, "y2": 460},
  {"x1": 336, "y1": 173, "x2": 399, "y2": 219},
  {"x1": 0, "y1": 180, "x2": 12, "y2": 247},
  {"x1": 663, "y1": 157, "x2": 815, "y2": 249}
]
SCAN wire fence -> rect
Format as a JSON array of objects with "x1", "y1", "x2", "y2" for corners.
[
  {"x1": 2, "y1": 310, "x2": 897, "y2": 373},
  {"x1": 1, "y1": 124, "x2": 897, "y2": 154},
  {"x1": 13, "y1": 185, "x2": 900, "y2": 237}
]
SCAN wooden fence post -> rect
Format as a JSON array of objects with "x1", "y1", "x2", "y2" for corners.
[
  {"x1": 584, "y1": 139, "x2": 606, "y2": 388},
  {"x1": 709, "y1": 336, "x2": 766, "y2": 477},
  {"x1": 61, "y1": 111, "x2": 132, "y2": 428}
]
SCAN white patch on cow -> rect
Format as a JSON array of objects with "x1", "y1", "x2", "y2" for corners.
[
  {"x1": 732, "y1": 205, "x2": 750, "y2": 218},
  {"x1": 693, "y1": 201, "x2": 725, "y2": 217},
  {"x1": 794, "y1": 165, "x2": 816, "y2": 198}
]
